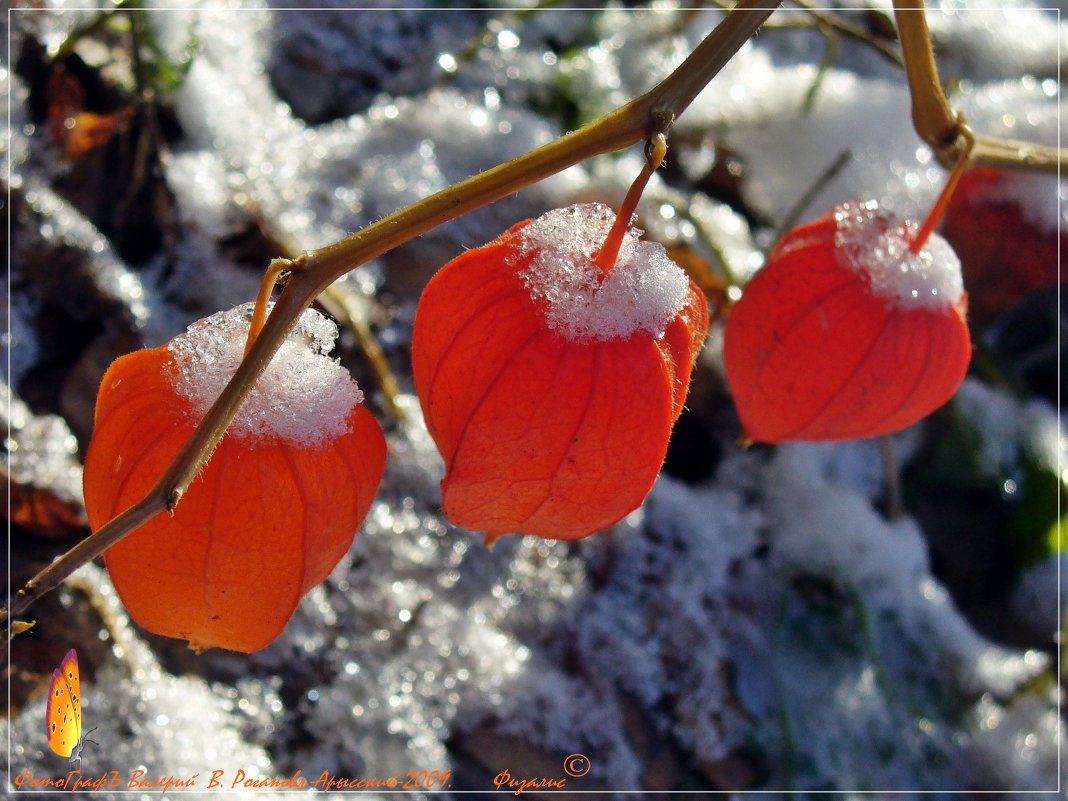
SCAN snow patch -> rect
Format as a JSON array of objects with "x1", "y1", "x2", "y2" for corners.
[
  {"x1": 1011, "y1": 551, "x2": 1066, "y2": 641},
  {"x1": 923, "y1": 6, "x2": 1065, "y2": 82},
  {"x1": 516, "y1": 203, "x2": 690, "y2": 342},
  {"x1": 2, "y1": 384, "x2": 83, "y2": 511},
  {"x1": 168, "y1": 303, "x2": 363, "y2": 447},
  {"x1": 834, "y1": 200, "x2": 963, "y2": 311},
  {"x1": 954, "y1": 377, "x2": 1062, "y2": 480}
]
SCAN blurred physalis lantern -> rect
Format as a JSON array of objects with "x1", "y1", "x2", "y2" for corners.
[
  {"x1": 940, "y1": 166, "x2": 1065, "y2": 325},
  {"x1": 83, "y1": 304, "x2": 386, "y2": 653},
  {"x1": 413, "y1": 202, "x2": 708, "y2": 543},
  {"x1": 724, "y1": 199, "x2": 971, "y2": 442}
]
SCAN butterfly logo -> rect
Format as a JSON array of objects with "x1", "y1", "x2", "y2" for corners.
[{"x1": 46, "y1": 649, "x2": 97, "y2": 770}]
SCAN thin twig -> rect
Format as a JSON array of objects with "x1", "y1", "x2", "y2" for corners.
[
  {"x1": 793, "y1": 0, "x2": 904, "y2": 69},
  {"x1": 879, "y1": 436, "x2": 905, "y2": 521},
  {"x1": 244, "y1": 257, "x2": 292, "y2": 357},
  {"x1": 6, "y1": 493, "x2": 168, "y2": 629},
  {"x1": 675, "y1": 205, "x2": 741, "y2": 287},
  {"x1": 800, "y1": 20, "x2": 840, "y2": 115},
  {"x1": 1, "y1": 0, "x2": 781, "y2": 636},
  {"x1": 772, "y1": 148, "x2": 852, "y2": 244}
]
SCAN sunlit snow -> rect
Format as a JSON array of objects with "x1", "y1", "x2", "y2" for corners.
[
  {"x1": 169, "y1": 303, "x2": 364, "y2": 447},
  {"x1": 516, "y1": 203, "x2": 690, "y2": 342},
  {"x1": 833, "y1": 200, "x2": 964, "y2": 311}
]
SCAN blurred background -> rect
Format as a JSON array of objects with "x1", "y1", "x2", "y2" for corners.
[{"x1": 3, "y1": 1, "x2": 1065, "y2": 796}]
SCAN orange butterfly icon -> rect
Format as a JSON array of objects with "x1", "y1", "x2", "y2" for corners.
[{"x1": 46, "y1": 649, "x2": 97, "y2": 769}]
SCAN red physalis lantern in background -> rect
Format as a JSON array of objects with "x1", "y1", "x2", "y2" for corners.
[
  {"x1": 724, "y1": 199, "x2": 971, "y2": 442},
  {"x1": 940, "y1": 166, "x2": 1065, "y2": 325},
  {"x1": 83, "y1": 305, "x2": 386, "y2": 652},
  {"x1": 413, "y1": 202, "x2": 708, "y2": 543}
]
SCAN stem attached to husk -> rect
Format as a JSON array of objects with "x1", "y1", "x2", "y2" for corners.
[
  {"x1": 909, "y1": 125, "x2": 974, "y2": 254},
  {"x1": 244, "y1": 258, "x2": 295, "y2": 356},
  {"x1": 594, "y1": 133, "x2": 669, "y2": 274}
]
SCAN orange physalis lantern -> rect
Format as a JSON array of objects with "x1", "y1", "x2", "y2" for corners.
[
  {"x1": 83, "y1": 305, "x2": 386, "y2": 652},
  {"x1": 724, "y1": 199, "x2": 971, "y2": 442},
  {"x1": 412, "y1": 202, "x2": 709, "y2": 542}
]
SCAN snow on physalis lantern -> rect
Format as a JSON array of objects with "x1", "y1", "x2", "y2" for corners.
[
  {"x1": 413, "y1": 202, "x2": 708, "y2": 543},
  {"x1": 724, "y1": 199, "x2": 971, "y2": 443},
  {"x1": 83, "y1": 304, "x2": 386, "y2": 652}
]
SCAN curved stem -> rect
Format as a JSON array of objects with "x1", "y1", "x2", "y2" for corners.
[
  {"x1": 909, "y1": 125, "x2": 974, "y2": 254},
  {"x1": 894, "y1": 1, "x2": 1066, "y2": 172},
  {"x1": 1, "y1": 0, "x2": 781, "y2": 634},
  {"x1": 594, "y1": 133, "x2": 668, "y2": 273},
  {"x1": 244, "y1": 258, "x2": 293, "y2": 356}
]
